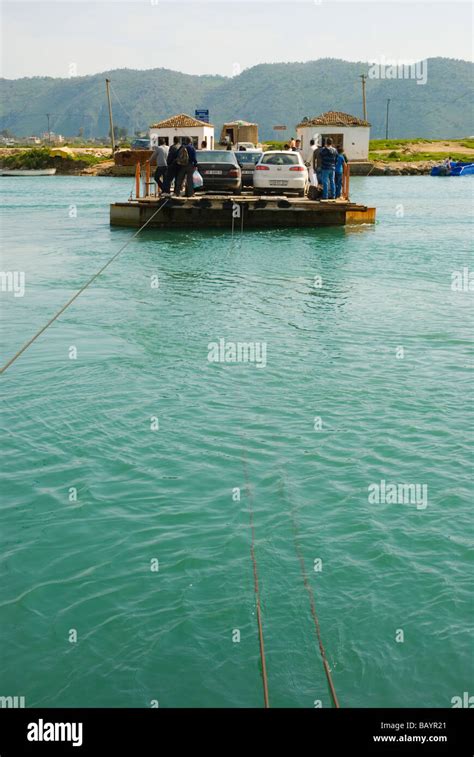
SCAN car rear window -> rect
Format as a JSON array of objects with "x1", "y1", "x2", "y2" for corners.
[
  {"x1": 236, "y1": 152, "x2": 262, "y2": 164},
  {"x1": 260, "y1": 153, "x2": 300, "y2": 165},
  {"x1": 198, "y1": 151, "x2": 238, "y2": 164}
]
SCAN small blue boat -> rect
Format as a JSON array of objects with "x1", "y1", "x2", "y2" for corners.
[{"x1": 431, "y1": 161, "x2": 474, "y2": 176}]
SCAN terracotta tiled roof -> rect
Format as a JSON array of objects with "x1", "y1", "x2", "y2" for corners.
[
  {"x1": 296, "y1": 111, "x2": 371, "y2": 128},
  {"x1": 150, "y1": 113, "x2": 214, "y2": 128}
]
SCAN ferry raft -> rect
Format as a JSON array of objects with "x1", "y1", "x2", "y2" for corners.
[
  {"x1": 110, "y1": 193, "x2": 376, "y2": 229},
  {"x1": 110, "y1": 160, "x2": 375, "y2": 229}
]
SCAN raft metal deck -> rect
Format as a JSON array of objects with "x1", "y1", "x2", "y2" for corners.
[{"x1": 110, "y1": 193, "x2": 376, "y2": 229}]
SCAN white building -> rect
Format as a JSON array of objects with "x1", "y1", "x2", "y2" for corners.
[
  {"x1": 149, "y1": 113, "x2": 215, "y2": 149},
  {"x1": 40, "y1": 132, "x2": 64, "y2": 144},
  {"x1": 296, "y1": 111, "x2": 371, "y2": 161}
]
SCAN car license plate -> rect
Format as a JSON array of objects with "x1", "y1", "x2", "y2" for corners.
[
  {"x1": 206, "y1": 170, "x2": 222, "y2": 175},
  {"x1": 243, "y1": 170, "x2": 253, "y2": 174},
  {"x1": 269, "y1": 180, "x2": 288, "y2": 186}
]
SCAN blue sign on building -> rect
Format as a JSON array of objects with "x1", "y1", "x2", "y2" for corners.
[{"x1": 195, "y1": 109, "x2": 210, "y2": 123}]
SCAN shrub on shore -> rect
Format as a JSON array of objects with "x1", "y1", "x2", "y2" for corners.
[
  {"x1": 1, "y1": 148, "x2": 109, "y2": 169},
  {"x1": 262, "y1": 141, "x2": 286, "y2": 151}
]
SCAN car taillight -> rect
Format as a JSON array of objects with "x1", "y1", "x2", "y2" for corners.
[
  {"x1": 255, "y1": 165, "x2": 270, "y2": 170},
  {"x1": 289, "y1": 166, "x2": 305, "y2": 171},
  {"x1": 228, "y1": 169, "x2": 239, "y2": 177}
]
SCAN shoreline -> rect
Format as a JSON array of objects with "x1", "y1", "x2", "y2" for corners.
[
  {"x1": 0, "y1": 160, "x2": 458, "y2": 177},
  {"x1": 57, "y1": 161, "x2": 453, "y2": 177},
  {"x1": 2, "y1": 138, "x2": 473, "y2": 177}
]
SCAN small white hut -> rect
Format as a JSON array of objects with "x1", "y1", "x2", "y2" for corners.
[
  {"x1": 296, "y1": 111, "x2": 371, "y2": 161},
  {"x1": 149, "y1": 113, "x2": 215, "y2": 149}
]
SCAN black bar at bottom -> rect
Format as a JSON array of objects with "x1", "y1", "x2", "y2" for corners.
[{"x1": 0, "y1": 707, "x2": 472, "y2": 755}]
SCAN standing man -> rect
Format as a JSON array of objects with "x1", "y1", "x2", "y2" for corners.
[
  {"x1": 305, "y1": 138, "x2": 317, "y2": 185},
  {"x1": 335, "y1": 145, "x2": 348, "y2": 198},
  {"x1": 151, "y1": 137, "x2": 169, "y2": 193},
  {"x1": 319, "y1": 137, "x2": 338, "y2": 200},
  {"x1": 313, "y1": 138, "x2": 324, "y2": 187},
  {"x1": 162, "y1": 136, "x2": 181, "y2": 194},
  {"x1": 174, "y1": 136, "x2": 198, "y2": 197}
]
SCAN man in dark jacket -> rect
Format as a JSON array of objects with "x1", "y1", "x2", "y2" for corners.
[
  {"x1": 174, "y1": 136, "x2": 198, "y2": 197},
  {"x1": 162, "y1": 136, "x2": 181, "y2": 194},
  {"x1": 319, "y1": 137, "x2": 338, "y2": 199},
  {"x1": 312, "y1": 138, "x2": 324, "y2": 186}
]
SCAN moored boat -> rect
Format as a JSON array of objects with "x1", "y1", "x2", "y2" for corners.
[
  {"x1": 0, "y1": 168, "x2": 57, "y2": 176},
  {"x1": 430, "y1": 161, "x2": 474, "y2": 176}
]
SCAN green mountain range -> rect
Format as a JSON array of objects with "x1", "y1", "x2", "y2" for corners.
[{"x1": 1, "y1": 57, "x2": 472, "y2": 140}]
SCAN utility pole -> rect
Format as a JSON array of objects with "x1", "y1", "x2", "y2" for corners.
[
  {"x1": 46, "y1": 113, "x2": 51, "y2": 144},
  {"x1": 105, "y1": 79, "x2": 116, "y2": 154},
  {"x1": 385, "y1": 98, "x2": 391, "y2": 140},
  {"x1": 359, "y1": 74, "x2": 368, "y2": 121}
]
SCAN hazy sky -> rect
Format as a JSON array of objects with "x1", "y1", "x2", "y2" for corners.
[{"x1": 1, "y1": 0, "x2": 472, "y2": 79}]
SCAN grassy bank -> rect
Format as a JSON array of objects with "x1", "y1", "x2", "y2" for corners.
[
  {"x1": 369, "y1": 150, "x2": 474, "y2": 163},
  {"x1": 369, "y1": 138, "x2": 474, "y2": 151},
  {"x1": 368, "y1": 138, "x2": 474, "y2": 164},
  {"x1": 1, "y1": 148, "x2": 109, "y2": 170}
]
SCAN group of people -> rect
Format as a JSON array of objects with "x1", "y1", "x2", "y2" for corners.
[
  {"x1": 309, "y1": 138, "x2": 348, "y2": 200},
  {"x1": 150, "y1": 134, "x2": 348, "y2": 200},
  {"x1": 283, "y1": 137, "x2": 302, "y2": 152},
  {"x1": 150, "y1": 136, "x2": 198, "y2": 197},
  {"x1": 282, "y1": 136, "x2": 348, "y2": 199}
]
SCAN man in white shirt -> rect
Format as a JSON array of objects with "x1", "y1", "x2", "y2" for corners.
[
  {"x1": 151, "y1": 137, "x2": 169, "y2": 192},
  {"x1": 305, "y1": 139, "x2": 317, "y2": 185}
]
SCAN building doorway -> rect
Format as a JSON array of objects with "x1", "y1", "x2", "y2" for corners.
[{"x1": 321, "y1": 133, "x2": 344, "y2": 149}]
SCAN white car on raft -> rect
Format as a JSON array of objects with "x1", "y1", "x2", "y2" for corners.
[{"x1": 253, "y1": 150, "x2": 308, "y2": 197}]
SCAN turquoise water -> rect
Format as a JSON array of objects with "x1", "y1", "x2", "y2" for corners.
[{"x1": 1, "y1": 176, "x2": 472, "y2": 708}]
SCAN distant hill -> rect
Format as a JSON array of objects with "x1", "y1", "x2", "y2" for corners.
[{"x1": 1, "y1": 58, "x2": 472, "y2": 140}]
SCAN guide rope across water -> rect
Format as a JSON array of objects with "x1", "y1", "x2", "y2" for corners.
[
  {"x1": 0, "y1": 199, "x2": 170, "y2": 375},
  {"x1": 241, "y1": 437, "x2": 270, "y2": 708},
  {"x1": 282, "y1": 474, "x2": 341, "y2": 709}
]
